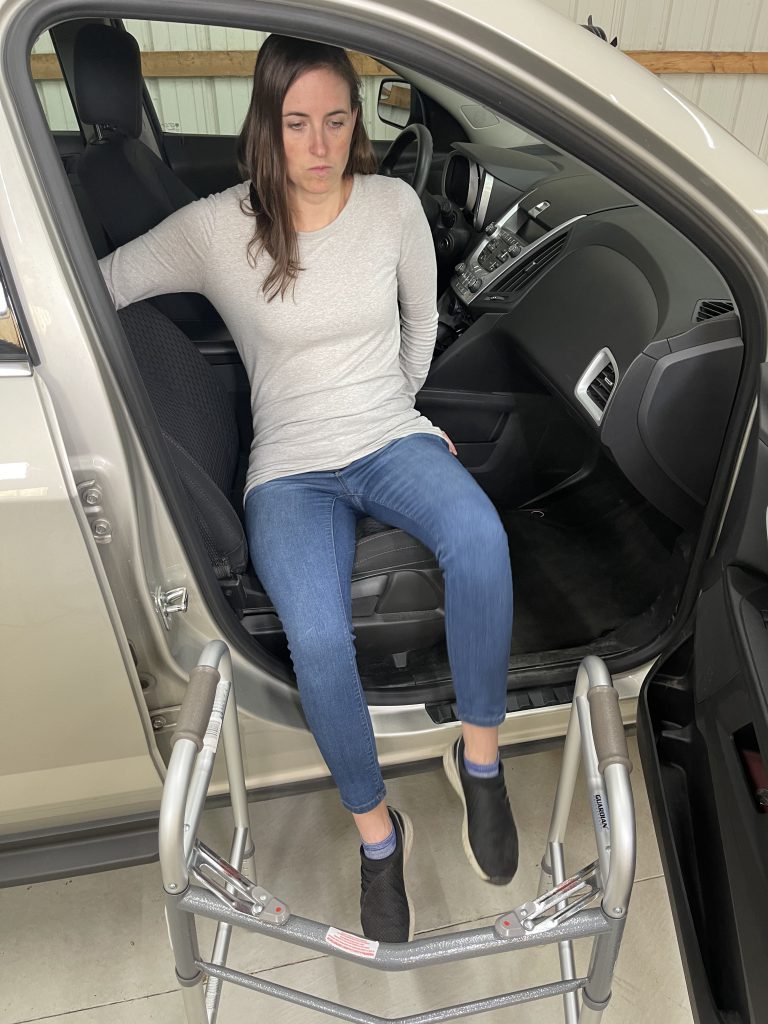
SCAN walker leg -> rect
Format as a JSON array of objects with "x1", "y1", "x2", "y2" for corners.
[
  {"x1": 539, "y1": 675, "x2": 586, "y2": 895},
  {"x1": 578, "y1": 916, "x2": 625, "y2": 1021},
  {"x1": 550, "y1": 842, "x2": 579, "y2": 1024},
  {"x1": 202, "y1": 675, "x2": 278, "y2": 1022},
  {"x1": 221, "y1": 677, "x2": 257, "y2": 878},
  {"x1": 166, "y1": 894, "x2": 209, "y2": 1023},
  {"x1": 180, "y1": 979, "x2": 209, "y2": 1024}
]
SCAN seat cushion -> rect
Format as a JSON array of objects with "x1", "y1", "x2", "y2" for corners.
[{"x1": 353, "y1": 518, "x2": 438, "y2": 576}]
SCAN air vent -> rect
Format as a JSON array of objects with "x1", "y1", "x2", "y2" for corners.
[
  {"x1": 575, "y1": 348, "x2": 619, "y2": 425},
  {"x1": 498, "y1": 232, "x2": 569, "y2": 293},
  {"x1": 586, "y1": 363, "x2": 616, "y2": 411},
  {"x1": 694, "y1": 299, "x2": 735, "y2": 322}
]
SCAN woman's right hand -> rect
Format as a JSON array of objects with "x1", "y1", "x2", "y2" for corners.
[{"x1": 440, "y1": 431, "x2": 458, "y2": 456}]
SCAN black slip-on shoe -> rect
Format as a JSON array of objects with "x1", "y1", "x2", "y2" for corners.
[
  {"x1": 360, "y1": 808, "x2": 414, "y2": 943},
  {"x1": 443, "y1": 737, "x2": 519, "y2": 885}
]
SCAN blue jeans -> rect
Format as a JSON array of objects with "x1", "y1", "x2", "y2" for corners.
[{"x1": 244, "y1": 433, "x2": 513, "y2": 813}]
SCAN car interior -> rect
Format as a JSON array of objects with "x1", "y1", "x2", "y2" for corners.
[{"x1": 36, "y1": 17, "x2": 743, "y2": 721}]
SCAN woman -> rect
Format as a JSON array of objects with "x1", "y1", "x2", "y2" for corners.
[{"x1": 100, "y1": 33, "x2": 517, "y2": 943}]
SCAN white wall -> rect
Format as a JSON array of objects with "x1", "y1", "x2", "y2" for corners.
[{"x1": 34, "y1": 3, "x2": 768, "y2": 159}]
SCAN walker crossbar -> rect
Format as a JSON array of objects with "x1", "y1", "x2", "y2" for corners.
[
  {"x1": 159, "y1": 644, "x2": 636, "y2": 1023},
  {"x1": 199, "y1": 959, "x2": 589, "y2": 1024}
]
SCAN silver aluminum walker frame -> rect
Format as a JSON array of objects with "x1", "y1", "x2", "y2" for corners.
[{"x1": 159, "y1": 642, "x2": 636, "y2": 1023}]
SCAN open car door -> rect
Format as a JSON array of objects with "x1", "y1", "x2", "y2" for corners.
[{"x1": 638, "y1": 374, "x2": 768, "y2": 1023}]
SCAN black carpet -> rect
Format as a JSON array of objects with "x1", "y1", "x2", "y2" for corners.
[
  {"x1": 501, "y1": 471, "x2": 680, "y2": 653},
  {"x1": 358, "y1": 462, "x2": 684, "y2": 688}
]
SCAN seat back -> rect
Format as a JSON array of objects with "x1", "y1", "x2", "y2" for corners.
[
  {"x1": 73, "y1": 23, "x2": 196, "y2": 248},
  {"x1": 117, "y1": 302, "x2": 248, "y2": 579},
  {"x1": 73, "y1": 24, "x2": 221, "y2": 333}
]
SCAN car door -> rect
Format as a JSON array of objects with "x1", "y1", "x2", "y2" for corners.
[
  {"x1": 637, "y1": 382, "x2": 768, "y2": 1023},
  {"x1": 0, "y1": 266, "x2": 163, "y2": 878}
]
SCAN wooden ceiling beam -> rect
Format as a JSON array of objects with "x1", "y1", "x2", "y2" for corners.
[
  {"x1": 29, "y1": 50, "x2": 393, "y2": 80},
  {"x1": 626, "y1": 50, "x2": 768, "y2": 74},
  {"x1": 29, "y1": 49, "x2": 768, "y2": 82}
]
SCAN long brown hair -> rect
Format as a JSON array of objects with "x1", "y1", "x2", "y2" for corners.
[{"x1": 237, "y1": 35, "x2": 378, "y2": 301}]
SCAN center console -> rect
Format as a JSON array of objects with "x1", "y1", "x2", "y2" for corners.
[{"x1": 452, "y1": 199, "x2": 584, "y2": 307}]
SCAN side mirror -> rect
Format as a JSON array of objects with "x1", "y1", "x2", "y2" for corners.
[
  {"x1": 581, "y1": 14, "x2": 618, "y2": 46},
  {"x1": 377, "y1": 79, "x2": 411, "y2": 129}
]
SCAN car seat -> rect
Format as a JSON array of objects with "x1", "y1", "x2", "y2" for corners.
[
  {"x1": 118, "y1": 302, "x2": 446, "y2": 661},
  {"x1": 72, "y1": 23, "x2": 224, "y2": 339}
]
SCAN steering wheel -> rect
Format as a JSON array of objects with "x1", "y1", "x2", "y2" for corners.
[{"x1": 379, "y1": 123, "x2": 433, "y2": 197}]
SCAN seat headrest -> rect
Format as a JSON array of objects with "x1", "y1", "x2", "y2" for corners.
[{"x1": 74, "y1": 24, "x2": 142, "y2": 138}]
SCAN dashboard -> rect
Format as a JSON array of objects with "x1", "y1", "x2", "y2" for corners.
[{"x1": 435, "y1": 143, "x2": 743, "y2": 530}]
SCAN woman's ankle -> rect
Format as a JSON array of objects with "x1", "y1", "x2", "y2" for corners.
[
  {"x1": 461, "y1": 723, "x2": 499, "y2": 765},
  {"x1": 353, "y1": 800, "x2": 392, "y2": 845}
]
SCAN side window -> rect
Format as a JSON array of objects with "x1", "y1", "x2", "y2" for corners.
[
  {"x1": 31, "y1": 30, "x2": 78, "y2": 132},
  {"x1": 0, "y1": 266, "x2": 27, "y2": 361},
  {"x1": 125, "y1": 20, "x2": 402, "y2": 142},
  {"x1": 124, "y1": 21, "x2": 266, "y2": 136}
]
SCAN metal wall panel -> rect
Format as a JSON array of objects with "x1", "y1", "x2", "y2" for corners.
[{"x1": 616, "y1": 0, "x2": 671, "y2": 48}]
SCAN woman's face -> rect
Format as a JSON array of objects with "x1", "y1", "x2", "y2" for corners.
[{"x1": 281, "y1": 67, "x2": 357, "y2": 200}]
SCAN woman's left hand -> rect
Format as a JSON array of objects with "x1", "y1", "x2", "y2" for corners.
[{"x1": 440, "y1": 431, "x2": 458, "y2": 456}]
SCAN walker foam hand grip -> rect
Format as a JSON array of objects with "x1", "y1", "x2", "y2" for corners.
[
  {"x1": 171, "y1": 665, "x2": 221, "y2": 751},
  {"x1": 586, "y1": 685, "x2": 633, "y2": 774}
]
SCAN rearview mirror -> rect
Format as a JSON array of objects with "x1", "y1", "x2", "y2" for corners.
[{"x1": 377, "y1": 79, "x2": 411, "y2": 129}]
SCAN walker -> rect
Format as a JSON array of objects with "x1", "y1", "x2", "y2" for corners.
[{"x1": 159, "y1": 641, "x2": 636, "y2": 1023}]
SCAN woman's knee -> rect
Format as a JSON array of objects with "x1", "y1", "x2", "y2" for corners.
[{"x1": 450, "y1": 500, "x2": 509, "y2": 562}]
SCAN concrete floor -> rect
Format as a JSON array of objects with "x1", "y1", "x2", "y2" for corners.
[{"x1": 2, "y1": 736, "x2": 693, "y2": 1023}]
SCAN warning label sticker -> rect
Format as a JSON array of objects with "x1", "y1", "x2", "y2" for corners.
[{"x1": 325, "y1": 926, "x2": 379, "y2": 958}]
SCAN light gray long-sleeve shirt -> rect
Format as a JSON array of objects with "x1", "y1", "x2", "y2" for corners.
[{"x1": 99, "y1": 173, "x2": 442, "y2": 498}]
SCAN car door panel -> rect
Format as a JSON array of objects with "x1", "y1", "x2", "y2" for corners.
[
  {"x1": 0, "y1": 372, "x2": 162, "y2": 839},
  {"x1": 162, "y1": 133, "x2": 241, "y2": 198},
  {"x1": 419, "y1": 313, "x2": 593, "y2": 505},
  {"x1": 638, "y1": 393, "x2": 768, "y2": 1023}
]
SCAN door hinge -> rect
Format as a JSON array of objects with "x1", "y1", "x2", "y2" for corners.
[{"x1": 154, "y1": 586, "x2": 188, "y2": 629}]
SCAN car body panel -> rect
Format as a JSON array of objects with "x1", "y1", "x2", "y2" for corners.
[{"x1": 0, "y1": 371, "x2": 162, "y2": 833}]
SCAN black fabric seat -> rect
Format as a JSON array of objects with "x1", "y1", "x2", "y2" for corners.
[
  {"x1": 73, "y1": 23, "x2": 222, "y2": 336},
  {"x1": 118, "y1": 302, "x2": 444, "y2": 657},
  {"x1": 73, "y1": 23, "x2": 196, "y2": 248}
]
